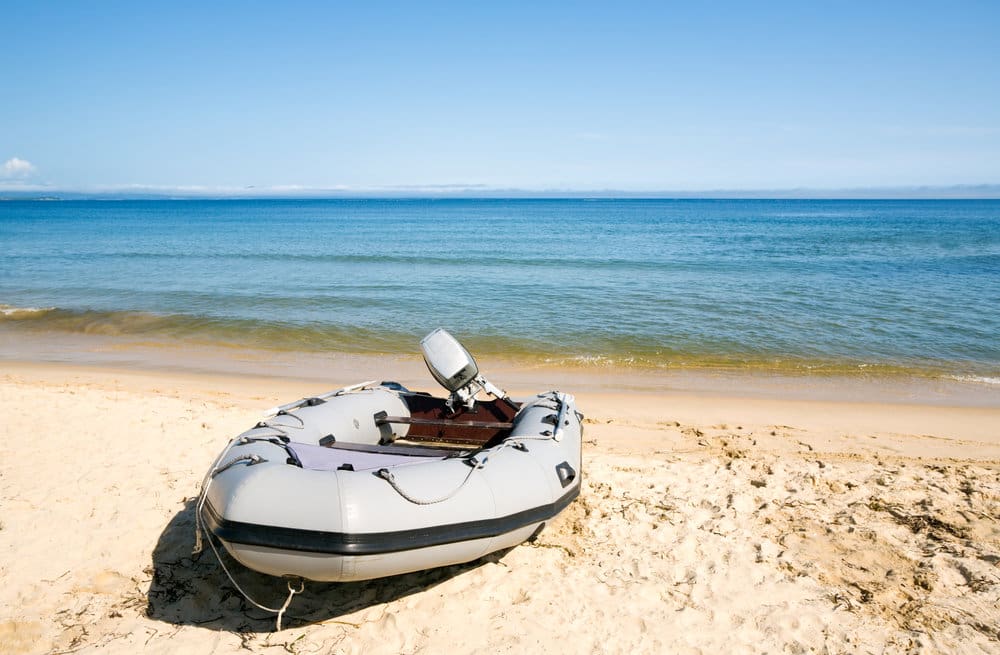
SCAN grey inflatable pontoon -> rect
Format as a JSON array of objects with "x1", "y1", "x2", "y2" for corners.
[{"x1": 196, "y1": 329, "x2": 583, "y2": 583}]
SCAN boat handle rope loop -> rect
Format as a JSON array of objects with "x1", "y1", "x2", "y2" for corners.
[
  {"x1": 375, "y1": 454, "x2": 485, "y2": 505},
  {"x1": 252, "y1": 414, "x2": 304, "y2": 437},
  {"x1": 212, "y1": 453, "x2": 266, "y2": 476}
]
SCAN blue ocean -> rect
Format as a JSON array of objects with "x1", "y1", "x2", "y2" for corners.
[{"x1": 1, "y1": 199, "x2": 998, "y2": 381}]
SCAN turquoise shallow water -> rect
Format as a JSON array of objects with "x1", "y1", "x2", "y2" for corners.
[{"x1": 1, "y1": 199, "x2": 998, "y2": 379}]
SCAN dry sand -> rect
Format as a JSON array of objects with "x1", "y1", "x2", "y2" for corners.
[{"x1": 1, "y1": 362, "x2": 998, "y2": 654}]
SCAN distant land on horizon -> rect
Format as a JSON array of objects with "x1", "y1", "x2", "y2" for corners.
[{"x1": 1, "y1": 184, "x2": 999, "y2": 201}]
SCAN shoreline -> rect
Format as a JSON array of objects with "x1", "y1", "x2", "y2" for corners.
[
  {"x1": 4, "y1": 357, "x2": 1000, "y2": 456},
  {"x1": 4, "y1": 314, "x2": 1000, "y2": 394},
  {"x1": 3, "y1": 337, "x2": 1000, "y2": 408}
]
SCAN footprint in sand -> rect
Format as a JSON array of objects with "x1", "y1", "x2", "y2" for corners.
[
  {"x1": 78, "y1": 570, "x2": 132, "y2": 595},
  {"x1": 0, "y1": 620, "x2": 44, "y2": 653}
]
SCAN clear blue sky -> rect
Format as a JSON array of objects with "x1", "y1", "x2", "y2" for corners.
[{"x1": 2, "y1": 1, "x2": 998, "y2": 193}]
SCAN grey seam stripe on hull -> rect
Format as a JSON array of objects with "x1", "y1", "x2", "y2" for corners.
[{"x1": 201, "y1": 485, "x2": 580, "y2": 556}]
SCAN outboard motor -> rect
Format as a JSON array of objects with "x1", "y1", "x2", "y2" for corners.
[{"x1": 421, "y1": 328, "x2": 510, "y2": 412}]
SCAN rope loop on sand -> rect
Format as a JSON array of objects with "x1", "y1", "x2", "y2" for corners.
[
  {"x1": 207, "y1": 526, "x2": 306, "y2": 631},
  {"x1": 276, "y1": 579, "x2": 305, "y2": 631},
  {"x1": 197, "y1": 497, "x2": 307, "y2": 631}
]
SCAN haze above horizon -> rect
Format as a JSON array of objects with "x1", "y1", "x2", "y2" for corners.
[{"x1": 2, "y1": 2, "x2": 998, "y2": 195}]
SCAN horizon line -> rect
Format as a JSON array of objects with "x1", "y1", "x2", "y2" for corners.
[{"x1": 2, "y1": 183, "x2": 999, "y2": 200}]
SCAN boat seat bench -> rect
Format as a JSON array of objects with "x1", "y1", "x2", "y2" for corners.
[
  {"x1": 385, "y1": 395, "x2": 521, "y2": 446},
  {"x1": 286, "y1": 441, "x2": 451, "y2": 472},
  {"x1": 375, "y1": 415, "x2": 514, "y2": 430}
]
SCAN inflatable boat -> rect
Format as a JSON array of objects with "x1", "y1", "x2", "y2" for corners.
[{"x1": 196, "y1": 329, "x2": 583, "y2": 583}]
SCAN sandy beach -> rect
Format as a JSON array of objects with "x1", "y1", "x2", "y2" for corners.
[{"x1": 1, "y1": 361, "x2": 998, "y2": 654}]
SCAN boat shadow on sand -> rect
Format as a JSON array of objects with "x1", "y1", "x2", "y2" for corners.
[{"x1": 147, "y1": 499, "x2": 513, "y2": 632}]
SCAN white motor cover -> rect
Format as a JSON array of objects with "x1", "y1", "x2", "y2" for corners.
[{"x1": 421, "y1": 328, "x2": 479, "y2": 392}]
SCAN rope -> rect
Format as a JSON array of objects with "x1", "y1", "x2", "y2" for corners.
[
  {"x1": 376, "y1": 457, "x2": 482, "y2": 505},
  {"x1": 276, "y1": 579, "x2": 305, "y2": 631},
  {"x1": 274, "y1": 411, "x2": 305, "y2": 428},
  {"x1": 193, "y1": 433, "x2": 306, "y2": 631},
  {"x1": 376, "y1": 436, "x2": 539, "y2": 505},
  {"x1": 200, "y1": 516, "x2": 305, "y2": 631},
  {"x1": 193, "y1": 437, "x2": 240, "y2": 555},
  {"x1": 250, "y1": 412, "x2": 306, "y2": 442},
  {"x1": 254, "y1": 421, "x2": 289, "y2": 437},
  {"x1": 212, "y1": 453, "x2": 265, "y2": 476},
  {"x1": 193, "y1": 442, "x2": 268, "y2": 554},
  {"x1": 238, "y1": 436, "x2": 289, "y2": 446}
]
